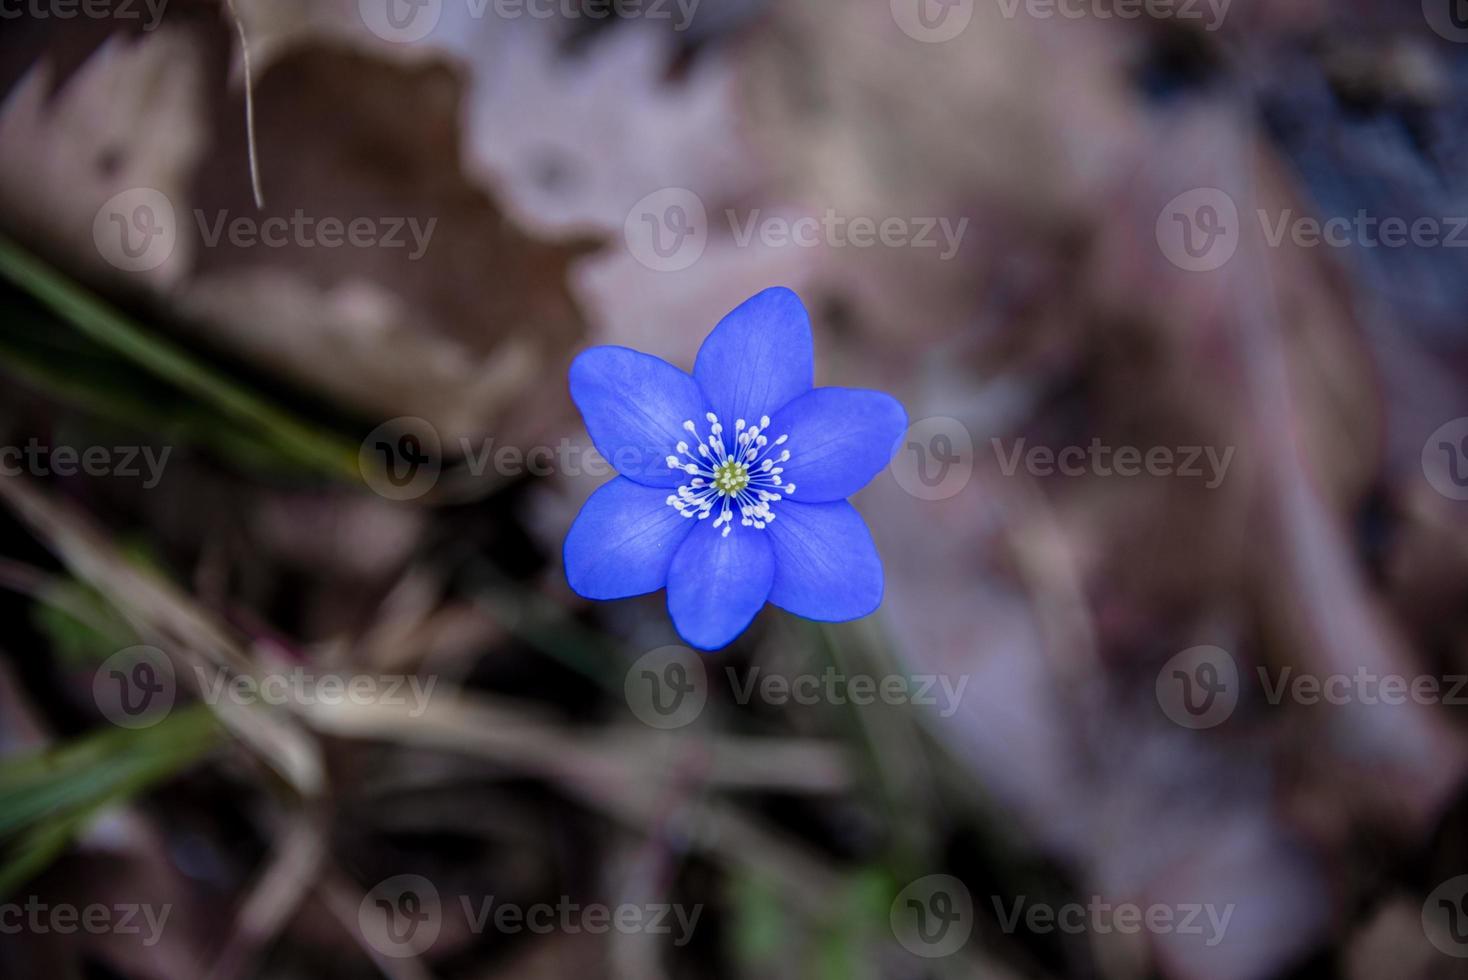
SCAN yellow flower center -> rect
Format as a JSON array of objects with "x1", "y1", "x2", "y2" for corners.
[{"x1": 712, "y1": 459, "x2": 750, "y2": 495}]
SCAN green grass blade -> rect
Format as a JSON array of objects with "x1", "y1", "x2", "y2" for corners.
[{"x1": 0, "y1": 234, "x2": 361, "y2": 478}]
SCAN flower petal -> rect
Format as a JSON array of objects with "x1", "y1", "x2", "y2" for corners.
[
  {"x1": 766, "y1": 501, "x2": 883, "y2": 621},
  {"x1": 564, "y1": 478, "x2": 695, "y2": 599},
  {"x1": 667, "y1": 521, "x2": 775, "y2": 650},
  {"x1": 693, "y1": 287, "x2": 814, "y2": 427},
  {"x1": 570, "y1": 346, "x2": 710, "y2": 487},
  {"x1": 769, "y1": 387, "x2": 908, "y2": 503}
]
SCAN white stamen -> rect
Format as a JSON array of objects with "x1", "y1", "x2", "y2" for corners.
[{"x1": 663, "y1": 410, "x2": 796, "y2": 536}]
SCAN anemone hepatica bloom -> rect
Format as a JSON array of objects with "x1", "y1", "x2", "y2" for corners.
[{"x1": 563, "y1": 287, "x2": 907, "y2": 650}]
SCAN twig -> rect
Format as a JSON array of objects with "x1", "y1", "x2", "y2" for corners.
[
  {"x1": 206, "y1": 813, "x2": 327, "y2": 980},
  {"x1": 0, "y1": 474, "x2": 325, "y2": 796},
  {"x1": 299, "y1": 694, "x2": 852, "y2": 795},
  {"x1": 222, "y1": 0, "x2": 265, "y2": 209}
]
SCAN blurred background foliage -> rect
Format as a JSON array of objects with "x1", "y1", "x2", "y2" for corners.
[{"x1": 0, "y1": 1, "x2": 1467, "y2": 978}]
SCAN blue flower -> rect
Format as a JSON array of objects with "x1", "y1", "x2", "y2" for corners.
[{"x1": 563, "y1": 287, "x2": 907, "y2": 651}]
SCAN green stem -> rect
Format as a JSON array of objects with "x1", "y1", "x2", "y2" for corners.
[{"x1": 0, "y1": 234, "x2": 360, "y2": 478}]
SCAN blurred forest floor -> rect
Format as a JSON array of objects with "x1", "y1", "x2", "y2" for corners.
[{"x1": 1, "y1": 1, "x2": 1467, "y2": 978}]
